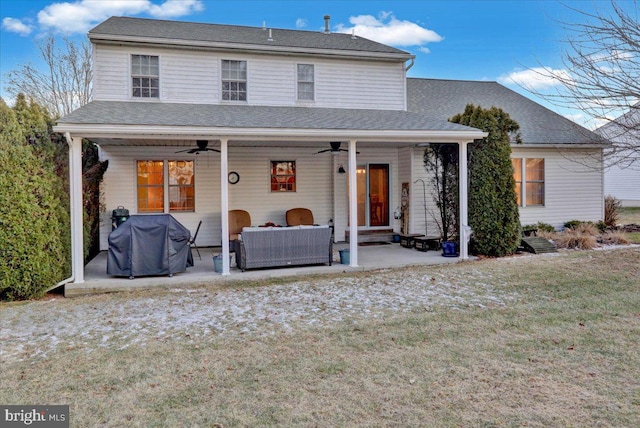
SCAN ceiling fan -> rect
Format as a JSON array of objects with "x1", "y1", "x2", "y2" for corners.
[
  {"x1": 314, "y1": 141, "x2": 359, "y2": 155},
  {"x1": 175, "y1": 140, "x2": 220, "y2": 154}
]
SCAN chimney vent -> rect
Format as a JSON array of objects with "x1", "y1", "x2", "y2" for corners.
[{"x1": 324, "y1": 15, "x2": 331, "y2": 34}]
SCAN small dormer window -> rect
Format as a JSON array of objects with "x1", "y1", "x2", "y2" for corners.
[
  {"x1": 297, "y1": 64, "x2": 314, "y2": 101},
  {"x1": 131, "y1": 55, "x2": 159, "y2": 98},
  {"x1": 222, "y1": 60, "x2": 247, "y2": 101}
]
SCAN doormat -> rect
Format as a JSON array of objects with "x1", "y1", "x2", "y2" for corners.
[{"x1": 358, "y1": 242, "x2": 391, "y2": 246}]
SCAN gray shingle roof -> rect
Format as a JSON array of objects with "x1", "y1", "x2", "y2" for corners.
[
  {"x1": 407, "y1": 78, "x2": 605, "y2": 145},
  {"x1": 89, "y1": 16, "x2": 411, "y2": 58},
  {"x1": 56, "y1": 101, "x2": 475, "y2": 133},
  {"x1": 596, "y1": 104, "x2": 640, "y2": 144}
]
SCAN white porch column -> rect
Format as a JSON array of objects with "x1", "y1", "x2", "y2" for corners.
[
  {"x1": 348, "y1": 139, "x2": 358, "y2": 267},
  {"x1": 459, "y1": 141, "x2": 469, "y2": 260},
  {"x1": 68, "y1": 135, "x2": 84, "y2": 283},
  {"x1": 220, "y1": 138, "x2": 230, "y2": 275}
]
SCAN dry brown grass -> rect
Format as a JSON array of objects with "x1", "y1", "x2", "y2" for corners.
[
  {"x1": 601, "y1": 231, "x2": 631, "y2": 245},
  {"x1": 2, "y1": 248, "x2": 639, "y2": 427},
  {"x1": 552, "y1": 229, "x2": 598, "y2": 249}
]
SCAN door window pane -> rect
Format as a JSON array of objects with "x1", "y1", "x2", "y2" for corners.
[{"x1": 168, "y1": 160, "x2": 195, "y2": 212}]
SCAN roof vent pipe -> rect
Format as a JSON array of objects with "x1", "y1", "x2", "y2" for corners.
[
  {"x1": 324, "y1": 15, "x2": 331, "y2": 33},
  {"x1": 268, "y1": 28, "x2": 273, "y2": 41},
  {"x1": 262, "y1": 21, "x2": 266, "y2": 30}
]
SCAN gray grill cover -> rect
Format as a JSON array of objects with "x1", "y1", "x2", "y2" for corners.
[{"x1": 107, "y1": 214, "x2": 193, "y2": 277}]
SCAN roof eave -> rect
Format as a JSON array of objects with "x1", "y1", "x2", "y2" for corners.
[
  {"x1": 53, "y1": 123, "x2": 486, "y2": 143},
  {"x1": 515, "y1": 142, "x2": 609, "y2": 149},
  {"x1": 89, "y1": 33, "x2": 415, "y2": 61}
]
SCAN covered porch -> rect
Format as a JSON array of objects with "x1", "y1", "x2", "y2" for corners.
[
  {"x1": 53, "y1": 101, "x2": 487, "y2": 290},
  {"x1": 71, "y1": 242, "x2": 467, "y2": 297}
]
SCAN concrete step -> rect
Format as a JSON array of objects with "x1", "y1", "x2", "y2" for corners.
[{"x1": 345, "y1": 229, "x2": 395, "y2": 244}]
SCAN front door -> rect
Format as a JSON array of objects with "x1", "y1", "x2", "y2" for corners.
[{"x1": 353, "y1": 163, "x2": 390, "y2": 227}]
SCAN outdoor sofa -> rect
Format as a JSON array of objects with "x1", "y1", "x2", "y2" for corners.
[{"x1": 235, "y1": 225, "x2": 332, "y2": 271}]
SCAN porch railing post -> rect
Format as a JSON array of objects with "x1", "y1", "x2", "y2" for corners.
[
  {"x1": 348, "y1": 139, "x2": 359, "y2": 267},
  {"x1": 459, "y1": 141, "x2": 469, "y2": 260},
  {"x1": 220, "y1": 138, "x2": 230, "y2": 275},
  {"x1": 69, "y1": 135, "x2": 84, "y2": 283}
]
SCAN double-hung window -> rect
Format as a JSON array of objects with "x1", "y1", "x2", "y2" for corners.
[
  {"x1": 221, "y1": 60, "x2": 247, "y2": 101},
  {"x1": 131, "y1": 55, "x2": 159, "y2": 98},
  {"x1": 137, "y1": 160, "x2": 195, "y2": 212},
  {"x1": 297, "y1": 64, "x2": 314, "y2": 101},
  {"x1": 512, "y1": 158, "x2": 545, "y2": 206}
]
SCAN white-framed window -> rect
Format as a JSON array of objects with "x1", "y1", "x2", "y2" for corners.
[
  {"x1": 221, "y1": 60, "x2": 247, "y2": 101},
  {"x1": 270, "y1": 161, "x2": 296, "y2": 192},
  {"x1": 297, "y1": 64, "x2": 314, "y2": 101},
  {"x1": 512, "y1": 158, "x2": 545, "y2": 206},
  {"x1": 131, "y1": 55, "x2": 159, "y2": 98},
  {"x1": 137, "y1": 160, "x2": 195, "y2": 212}
]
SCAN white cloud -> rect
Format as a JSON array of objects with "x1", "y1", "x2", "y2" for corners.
[
  {"x1": 335, "y1": 12, "x2": 443, "y2": 52},
  {"x1": 296, "y1": 18, "x2": 307, "y2": 29},
  {"x1": 148, "y1": 0, "x2": 204, "y2": 18},
  {"x1": 2, "y1": 17, "x2": 33, "y2": 36},
  {"x1": 498, "y1": 67, "x2": 572, "y2": 91},
  {"x1": 36, "y1": 0, "x2": 204, "y2": 34},
  {"x1": 563, "y1": 113, "x2": 584, "y2": 123}
]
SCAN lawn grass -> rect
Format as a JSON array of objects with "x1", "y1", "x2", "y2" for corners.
[
  {"x1": 2, "y1": 248, "x2": 639, "y2": 427},
  {"x1": 618, "y1": 206, "x2": 640, "y2": 225}
]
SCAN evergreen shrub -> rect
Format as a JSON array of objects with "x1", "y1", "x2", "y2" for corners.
[
  {"x1": 0, "y1": 99, "x2": 69, "y2": 300},
  {"x1": 449, "y1": 104, "x2": 522, "y2": 257}
]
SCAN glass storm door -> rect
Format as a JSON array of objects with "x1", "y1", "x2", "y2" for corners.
[{"x1": 352, "y1": 164, "x2": 390, "y2": 227}]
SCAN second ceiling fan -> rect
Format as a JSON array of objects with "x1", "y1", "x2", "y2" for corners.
[
  {"x1": 175, "y1": 140, "x2": 220, "y2": 154},
  {"x1": 314, "y1": 141, "x2": 359, "y2": 155}
]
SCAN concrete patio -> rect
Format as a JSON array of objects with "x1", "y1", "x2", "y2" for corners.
[{"x1": 69, "y1": 242, "x2": 468, "y2": 297}]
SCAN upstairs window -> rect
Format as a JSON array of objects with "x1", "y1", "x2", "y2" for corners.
[
  {"x1": 297, "y1": 64, "x2": 314, "y2": 101},
  {"x1": 131, "y1": 55, "x2": 159, "y2": 98},
  {"x1": 512, "y1": 158, "x2": 545, "y2": 206},
  {"x1": 137, "y1": 160, "x2": 195, "y2": 212},
  {"x1": 222, "y1": 60, "x2": 247, "y2": 101}
]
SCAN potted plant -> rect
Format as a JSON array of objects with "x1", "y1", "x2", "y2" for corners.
[{"x1": 422, "y1": 144, "x2": 460, "y2": 257}]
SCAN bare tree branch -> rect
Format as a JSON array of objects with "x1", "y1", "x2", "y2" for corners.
[
  {"x1": 4, "y1": 36, "x2": 92, "y2": 118},
  {"x1": 524, "y1": 1, "x2": 639, "y2": 167}
]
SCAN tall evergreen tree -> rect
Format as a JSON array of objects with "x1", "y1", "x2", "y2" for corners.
[
  {"x1": 0, "y1": 98, "x2": 69, "y2": 300},
  {"x1": 450, "y1": 104, "x2": 522, "y2": 257}
]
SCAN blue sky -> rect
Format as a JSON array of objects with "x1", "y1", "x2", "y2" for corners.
[{"x1": 0, "y1": 0, "x2": 631, "y2": 128}]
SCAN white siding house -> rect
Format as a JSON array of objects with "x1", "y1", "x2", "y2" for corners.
[
  {"x1": 597, "y1": 107, "x2": 640, "y2": 207},
  {"x1": 55, "y1": 16, "x2": 607, "y2": 285}
]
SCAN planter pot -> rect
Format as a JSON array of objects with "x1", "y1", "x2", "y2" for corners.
[
  {"x1": 213, "y1": 255, "x2": 233, "y2": 273},
  {"x1": 441, "y1": 241, "x2": 459, "y2": 257},
  {"x1": 392, "y1": 234, "x2": 400, "y2": 243},
  {"x1": 339, "y1": 249, "x2": 350, "y2": 265}
]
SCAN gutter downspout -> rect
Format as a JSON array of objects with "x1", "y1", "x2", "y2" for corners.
[
  {"x1": 403, "y1": 57, "x2": 415, "y2": 111},
  {"x1": 51, "y1": 132, "x2": 78, "y2": 289},
  {"x1": 404, "y1": 58, "x2": 415, "y2": 72}
]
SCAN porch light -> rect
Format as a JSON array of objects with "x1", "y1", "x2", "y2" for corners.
[{"x1": 337, "y1": 164, "x2": 346, "y2": 174}]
